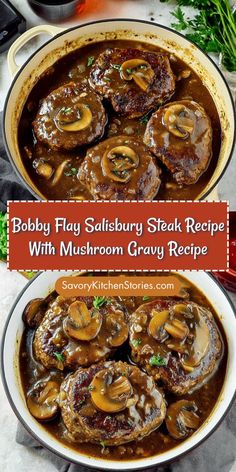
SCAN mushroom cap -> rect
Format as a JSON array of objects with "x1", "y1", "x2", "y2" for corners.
[
  {"x1": 166, "y1": 400, "x2": 200, "y2": 439},
  {"x1": 120, "y1": 58, "x2": 155, "y2": 91},
  {"x1": 163, "y1": 103, "x2": 195, "y2": 139},
  {"x1": 55, "y1": 104, "x2": 93, "y2": 132},
  {"x1": 63, "y1": 300, "x2": 102, "y2": 341},
  {"x1": 90, "y1": 369, "x2": 133, "y2": 413},
  {"x1": 101, "y1": 145, "x2": 139, "y2": 183},
  {"x1": 27, "y1": 380, "x2": 60, "y2": 421}
]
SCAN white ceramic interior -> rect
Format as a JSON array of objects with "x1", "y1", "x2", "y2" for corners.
[
  {"x1": 3, "y1": 19, "x2": 235, "y2": 200},
  {"x1": 1, "y1": 271, "x2": 236, "y2": 470}
]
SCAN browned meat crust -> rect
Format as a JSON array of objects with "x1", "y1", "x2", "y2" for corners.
[
  {"x1": 90, "y1": 48, "x2": 175, "y2": 118},
  {"x1": 60, "y1": 361, "x2": 166, "y2": 445},
  {"x1": 33, "y1": 82, "x2": 107, "y2": 150},
  {"x1": 78, "y1": 135, "x2": 161, "y2": 200},
  {"x1": 33, "y1": 296, "x2": 128, "y2": 370},
  {"x1": 144, "y1": 100, "x2": 212, "y2": 185},
  {"x1": 129, "y1": 299, "x2": 222, "y2": 395}
]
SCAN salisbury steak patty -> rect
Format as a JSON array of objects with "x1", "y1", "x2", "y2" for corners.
[
  {"x1": 78, "y1": 135, "x2": 161, "y2": 200},
  {"x1": 33, "y1": 296, "x2": 128, "y2": 370},
  {"x1": 90, "y1": 48, "x2": 175, "y2": 117},
  {"x1": 33, "y1": 82, "x2": 106, "y2": 150},
  {"x1": 144, "y1": 100, "x2": 212, "y2": 185},
  {"x1": 129, "y1": 299, "x2": 222, "y2": 395},
  {"x1": 60, "y1": 361, "x2": 166, "y2": 445}
]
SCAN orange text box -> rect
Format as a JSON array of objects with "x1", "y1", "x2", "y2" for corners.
[
  {"x1": 55, "y1": 275, "x2": 183, "y2": 297},
  {"x1": 8, "y1": 201, "x2": 228, "y2": 271}
]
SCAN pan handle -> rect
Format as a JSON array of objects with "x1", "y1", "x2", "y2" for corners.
[{"x1": 7, "y1": 25, "x2": 63, "y2": 76}]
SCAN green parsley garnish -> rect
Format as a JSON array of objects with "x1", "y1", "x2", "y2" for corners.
[
  {"x1": 143, "y1": 295, "x2": 150, "y2": 301},
  {"x1": 25, "y1": 271, "x2": 36, "y2": 279},
  {"x1": 149, "y1": 354, "x2": 167, "y2": 367},
  {"x1": 160, "y1": 0, "x2": 236, "y2": 72},
  {"x1": 64, "y1": 167, "x2": 78, "y2": 177},
  {"x1": 87, "y1": 385, "x2": 94, "y2": 391},
  {"x1": 54, "y1": 352, "x2": 65, "y2": 363},
  {"x1": 87, "y1": 56, "x2": 95, "y2": 67},
  {"x1": 132, "y1": 339, "x2": 142, "y2": 348},
  {"x1": 126, "y1": 68, "x2": 133, "y2": 74},
  {"x1": 112, "y1": 63, "x2": 121, "y2": 70},
  {"x1": 100, "y1": 441, "x2": 106, "y2": 448},
  {"x1": 0, "y1": 212, "x2": 7, "y2": 261},
  {"x1": 103, "y1": 77, "x2": 111, "y2": 82},
  {"x1": 139, "y1": 115, "x2": 149, "y2": 125},
  {"x1": 93, "y1": 296, "x2": 106, "y2": 309}
]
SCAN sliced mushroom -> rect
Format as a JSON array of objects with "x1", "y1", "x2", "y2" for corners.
[
  {"x1": 148, "y1": 310, "x2": 169, "y2": 341},
  {"x1": 164, "y1": 319, "x2": 189, "y2": 340},
  {"x1": 181, "y1": 308, "x2": 210, "y2": 371},
  {"x1": 55, "y1": 104, "x2": 92, "y2": 132},
  {"x1": 106, "y1": 312, "x2": 129, "y2": 347},
  {"x1": 120, "y1": 59, "x2": 155, "y2": 91},
  {"x1": 34, "y1": 161, "x2": 54, "y2": 180},
  {"x1": 23, "y1": 298, "x2": 44, "y2": 327},
  {"x1": 91, "y1": 369, "x2": 132, "y2": 413},
  {"x1": 27, "y1": 380, "x2": 60, "y2": 420},
  {"x1": 166, "y1": 342, "x2": 188, "y2": 354},
  {"x1": 63, "y1": 300, "x2": 102, "y2": 341},
  {"x1": 101, "y1": 145, "x2": 139, "y2": 183},
  {"x1": 173, "y1": 304, "x2": 193, "y2": 318},
  {"x1": 51, "y1": 159, "x2": 71, "y2": 187},
  {"x1": 166, "y1": 400, "x2": 200, "y2": 439},
  {"x1": 163, "y1": 104, "x2": 195, "y2": 139},
  {"x1": 23, "y1": 291, "x2": 57, "y2": 327}
]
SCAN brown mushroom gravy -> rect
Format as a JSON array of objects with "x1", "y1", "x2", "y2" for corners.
[
  {"x1": 18, "y1": 40, "x2": 221, "y2": 200},
  {"x1": 19, "y1": 272, "x2": 227, "y2": 461}
]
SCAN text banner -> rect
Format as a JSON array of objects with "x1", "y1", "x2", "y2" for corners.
[{"x1": 8, "y1": 201, "x2": 228, "y2": 271}]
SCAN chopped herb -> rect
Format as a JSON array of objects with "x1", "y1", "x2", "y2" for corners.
[
  {"x1": 87, "y1": 56, "x2": 95, "y2": 67},
  {"x1": 112, "y1": 63, "x2": 121, "y2": 70},
  {"x1": 126, "y1": 68, "x2": 133, "y2": 74},
  {"x1": 54, "y1": 352, "x2": 65, "y2": 363},
  {"x1": 87, "y1": 385, "x2": 94, "y2": 391},
  {"x1": 100, "y1": 441, "x2": 106, "y2": 448},
  {"x1": 149, "y1": 354, "x2": 167, "y2": 367},
  {"x1": 64, "y1": 167, "x2": 78, "y2": 177},
  {"x1": 93, "y1": 296, "x2": 106, "y2": 309},
  {"x1": 139, "y1": 115, "x2": 149, "y2": 125},
  {"x1": 25, "y1": 271, "x2": 36, "y2": 279},
  {"x1": 64, "y1": 107, "x2": 72, "y2": 114},
  {"x1": 132, "y1": 338, "x2": 142, "y2": 347},
  {"x1": 104, "y1": 77, "x2": 111, "y2": 82},
  {"x1": 0, "y1": 212, "x2": 7, "y2": 261},
  {"x1": 143, "y1": 295, "x2": 150, "y2": 301}
]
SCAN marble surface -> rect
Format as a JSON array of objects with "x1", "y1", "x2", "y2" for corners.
[{"x1": 0, "y1": 0, "x2": 235, "y2": 206}]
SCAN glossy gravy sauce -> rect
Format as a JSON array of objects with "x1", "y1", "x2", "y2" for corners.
[
  {"x1": 18, "y1": 40, "x2": 221, "y2": 200},
  {"x1": 19, "y1": 273, "x2": 227, "y2": 461}
]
